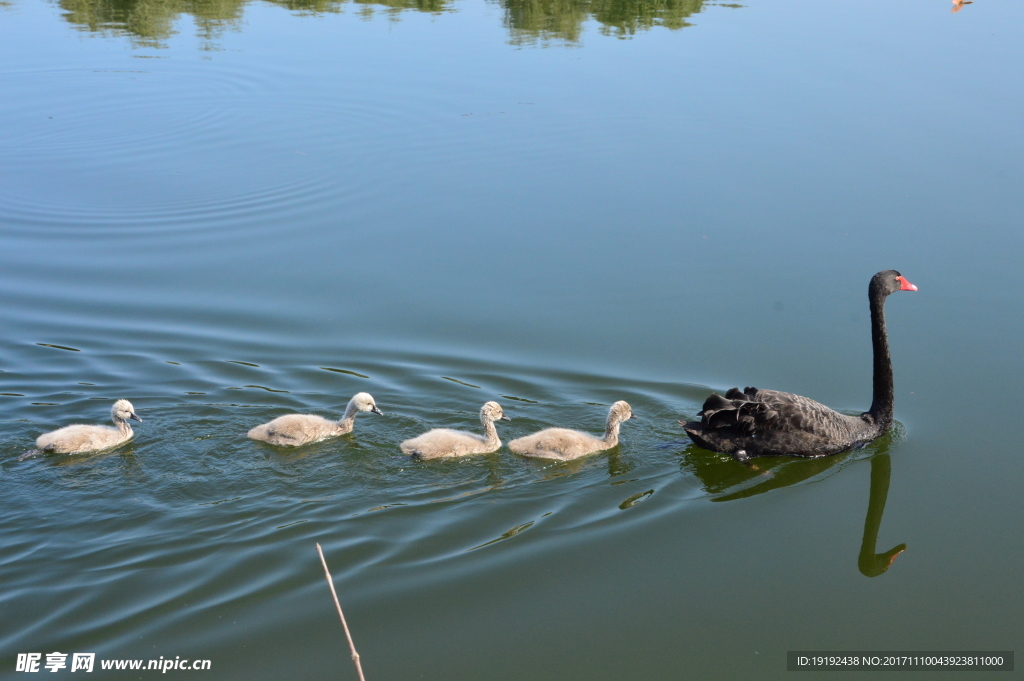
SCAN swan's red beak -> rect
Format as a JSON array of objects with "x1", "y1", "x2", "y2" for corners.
[
  {"x1": 888, "y1": 546, "x2": 906, "y2": 568},
  {"x1": 897, "y1": 275, "x2": 917, "y2": 292}
]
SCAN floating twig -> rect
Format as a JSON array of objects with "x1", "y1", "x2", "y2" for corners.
[{"x1": 316, "y1": 543, "x2": 367, "y2": 681}]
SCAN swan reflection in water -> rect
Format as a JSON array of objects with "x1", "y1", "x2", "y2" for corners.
[
  {"x1": 857, "y1": 454, "x2": 906, "y2": 577},
  {"x1": 679, "y1": 442, "x2": 905, "y2": 577}
]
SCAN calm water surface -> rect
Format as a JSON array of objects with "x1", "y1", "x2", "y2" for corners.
[{"x1": 1, "y1": 0, "x2": 1022, "y2": 678}]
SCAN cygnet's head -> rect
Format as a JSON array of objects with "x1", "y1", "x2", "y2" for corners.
[
  {"x1": 608, "y1": 401, "x2": 636, "y2": 424},
  {"x1": 351, "y1": 392, "x2": 384, "y2": 415},
  {"x1": 112, "y1": 399, "x2": 142, "y2": 423},
  {"x1": 480, "y1": 401, "x2": 510, "y2": 423}
]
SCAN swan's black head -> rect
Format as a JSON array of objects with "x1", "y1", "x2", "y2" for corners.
[{"x1": 870, "y1": 270, "x2": 918, "y2": 299}]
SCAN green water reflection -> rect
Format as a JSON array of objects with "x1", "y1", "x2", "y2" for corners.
[
  {"x1": 681, "y1": 444, "x2": 906, "y2": 578},
  {"x1": 502, "y1": 0, "x2": 712, "y2": 45},
  {"x1": 55, "y1": 0, "x2": 727, "y2": 48},
  {"x1": 60, "y1": 0, "x2": 247, "y2": 48},
  {"x1": 858, "y1": 454, "x2": 906, "y2": 578}
]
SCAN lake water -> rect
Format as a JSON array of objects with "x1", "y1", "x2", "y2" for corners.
[{"x1": 1, "y1": 0, "x2": 1022, "y2": 678}]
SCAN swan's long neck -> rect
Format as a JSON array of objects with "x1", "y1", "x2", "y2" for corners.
[
  {"x1": 112, "y1": 416, "x2": 132, "y2": 435},
  {"x1": 480, "y1": 417, "x2": 500, "y2": 448},
  {"x1": 868, "y1": 287, "x2": 894, "y2": 428},
  {"x1": 603, "y1": 417, "x2": 621, "y2": 446},
  {"x1": 338, "y1": 399, "x2": 360, "y2": 433}
]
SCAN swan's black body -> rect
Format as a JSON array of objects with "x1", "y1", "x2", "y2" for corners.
[{"x1": 682, "y1": 270, "x2": 916, "y2": 460}]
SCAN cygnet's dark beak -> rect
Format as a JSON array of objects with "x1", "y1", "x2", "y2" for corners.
[
  {"x1": 500, "y1": 415, "x2": 511, "y2": 421},
  {"x1": 629, "y1": 413, "x2": 638, "y2": 419},
  {"x1": 371, "y1": 406, "x2": 384, "y2": 416},
  {"x1": 130, "y1": 413, "x2": 143, "y2": 423}
]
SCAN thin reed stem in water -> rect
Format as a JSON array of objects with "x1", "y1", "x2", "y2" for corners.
[{"x1": 316, "y1": 543, "x2": 367, "y2": 681}]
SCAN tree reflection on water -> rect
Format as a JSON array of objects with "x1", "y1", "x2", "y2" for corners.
[
  {"x1": 52, "y1": 0, "x2": 737, "y2": 49},
  {"x1": 59, "y1": 0, "x2": 243, "y2": 48},
  {"x1": 502, "y1": 0, "x2": 713, "y2": 45}
]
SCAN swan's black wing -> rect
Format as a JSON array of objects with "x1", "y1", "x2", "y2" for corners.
[{"x1": 682, "y1": 387, "x2": 875, "y2": 459}]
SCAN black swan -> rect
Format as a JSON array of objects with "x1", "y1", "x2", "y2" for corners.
[{"x1": 681, "y1": 270, "x2": 917, "y2": 460}]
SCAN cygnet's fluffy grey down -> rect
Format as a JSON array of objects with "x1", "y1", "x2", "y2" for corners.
[
  {"x1": 28, "y1": 399, "x2": 142, "y2": 458},
  {"x1": 247, "y1": 392, "x2": 383, "y2": 446},
  {"x1": 400, "y1": 401, "x2": 510, "y2": 459},
  {"x1": 508, "y1": 401, "x2": 636, "y2": 461}
]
